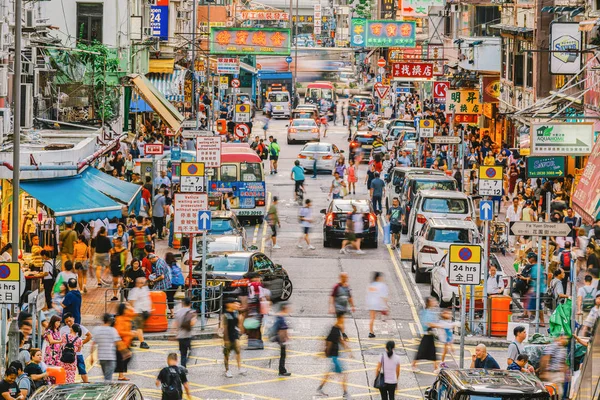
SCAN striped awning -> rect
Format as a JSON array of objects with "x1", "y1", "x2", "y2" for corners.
[{"x1": 147, "y1": 69, "x2": 187, "y2": 102}]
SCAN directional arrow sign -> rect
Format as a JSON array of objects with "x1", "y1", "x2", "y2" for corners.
[
  {"x1": 509, "y1": 221, "x2": 572, "y2": 237},
  {"x1": 429, "y1": 136, "x2": 461, "y2": 144},
  {"x1": 198, "y1": 210, "x2": 212, "y2": 231},
  {"x1": 479, "y1": 200, "x2": 493, "y2": 221}
]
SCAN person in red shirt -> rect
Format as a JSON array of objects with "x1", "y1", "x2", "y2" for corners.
[
  {"x1": 141, "y1": 245, "x2": 154, "y2": 279},
  {"x1": 372, "y1": 154, "x2": 383, "y2": 174}
]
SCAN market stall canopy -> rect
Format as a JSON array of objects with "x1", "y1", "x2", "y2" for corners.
[
  {"x1": 20, "y1": 168, "x2": 142, "y2": 224},
  {"x1": 572, "y1": 139, "x2": 600, "y2": 224},
  {"x1": 127, "y1": 74, "x2": 185, "y2": 132},
  {"x1": 149, "y1": 59, "x2": 176, "y2": 74}
]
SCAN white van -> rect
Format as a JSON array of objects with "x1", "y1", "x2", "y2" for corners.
[
  {"x1": 407, "y1": 190, "x2": 475, "y2": 242},
  {"x1": 268, "y1": 91, "x2": 291, "y2": 118}
]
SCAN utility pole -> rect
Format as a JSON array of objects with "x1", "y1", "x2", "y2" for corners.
[{"x1": 191, "y1": 0, "x2": 197, "y2": 128}]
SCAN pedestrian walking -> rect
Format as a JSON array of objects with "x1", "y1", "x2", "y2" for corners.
[
  {"x1": 366, "y1": 272, "x2": 389, "y2": 338},
  {"x1": 316, "y1": 315, "x2": 352, "y2": 399},
  {"x1": 507, "y1": 325, "x2": 534, "y2": 372},
  {"x1": 374, "y1": 341, "x2": 401, "y2": 400},
  {"x1": 340, "y1": 204, "x2": 365, "y2": 254},
  {"x1": 93, "y1": 227, "x2": 112, "y2": 288},
  {"x1": 60, "y1": 323, "x2": 82, "y2": 383},
  {"x1": 153, "y1": 190, "x2": 167, "y2": 240},
  {"x1": 221, "y1": 298, "x2": 246, "y2": 378},
  {"x1": 156, "y1": 353, "x2": 191, "y2": 400},
  {"x1": 174, "y1": 297, "x2": 197, "y2": 368},
  {"x1": 60, "y1": 313, "x2": 92, "y2": 382},
  {"x1": 437, "y1": 309, "x2": 458, "y2": 369},
  {"x1": 128, "y1": 217, "x2": 149, "y2": 261},
  {"x1": 266, "y1": 197, "x2": 281, "y2": 249},
  {"x1": 330, "y1": 272, "x2": 355, "y2": 340},
  {"x1": 114, "y1": 303, "x2": 135, "y2": 381},
  {"x1": 73, "y1": 235, "x2": 89, "y2": 293},
  {"x1": 291, "y1": 160, "x2": 305, "y2": 204},
  {"x1": 245, "y1": 274, "x2": 268, "y2": 350},
  {"x1": 165, "y1": 252, "x2": 185, "y2": 315},
  {"x1": 62, "y1": 278, "x2": 82, "y2": 324},
  {"x1": 297, "y1": 199, "x2": 316, "y2": 250},
  {"x1": 59, "y1": 223, "x2": 78, "y2": 267},
  {"x1": 370, "y1": 172, "x2": 385, "y2": 214},
  {"x1": 387, "y1": 198, "x2": 403, "y2": 250},
  {"x1": 109, "y1": 237, "x2": 127, "y2": 301},
  {"x1": 347, "y1": 160, "x2": 358, "y2": 195},
  {"x1": 127, "y1": 277, "x2": 151, "y2": 349},
  {"x1": 273, "y1": 302, "x2": 291, "y2": 376},
  {"x1": 90, "y1": 313, "x2": 122, "y2": 382},
  {"x1": 411, "y1": 297, "x2": 439, "y2": 372},
  {"x1": 41, "y1": 250, "x2": 56, "y2": 310},
  {"x1": 540, "y1": 335, "x2": 568, "y2": 398},
  {"x1": 268, "y1": 136, "x2": 280, "y2": 174}
]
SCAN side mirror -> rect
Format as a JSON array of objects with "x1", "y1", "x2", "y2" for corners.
[{"x1": 320, "y1": 208, "x2": 327, "y2": 214}]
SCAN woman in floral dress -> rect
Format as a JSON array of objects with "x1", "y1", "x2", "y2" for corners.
[
  {"x1": 61, "y1": 324, "x2": 83, "y2": 383},
  {"x1": 43, "y1": 315, "x2": 63, "y2": 366}
]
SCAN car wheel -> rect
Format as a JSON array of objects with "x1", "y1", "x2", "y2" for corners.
[
  {"x1": 411, "y1": 256, "x2": 416, "y2": 273},
  {"x1": 323, "y1": 239, "x2": 331, "y2": 248},
  {"x1": 287, "y1": 139, "x2": 292, "y2": 145},
  {"x1": 280, "y1": 278, "x2": 293, "y2": 300},
  {"x1": 255, "y1": 217, "x2": 264, "y2": 225},
  {"x1": 415, "y1": 267, "x2": 429, "y2": 284}
]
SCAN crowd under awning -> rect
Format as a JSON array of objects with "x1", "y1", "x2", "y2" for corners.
[
  {"x1": 127, "y1": 73, "x2": 185, "y2": 132},
  {"x1": 20, "y1": 167, "x2": 142, "y2": 224}
]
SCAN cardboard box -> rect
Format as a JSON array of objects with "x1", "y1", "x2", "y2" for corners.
[{"x1": 400, "y1": 243, "x2": 413, "y2": 260}]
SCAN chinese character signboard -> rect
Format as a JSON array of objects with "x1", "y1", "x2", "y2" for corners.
[
  {"x1": 150, "y1": 5, "x2": 169, "y2": 40},
  {"x1": 210, "y1": 28, "x2": 291, "y2": 56},
  {"x1": 366, "y1": 21, "x2": 416, "y2": 48},
  {"x1": 428, "y1": 44, "x2": 445, "y2": 76},
  {"x1": 240, "y1": 10, "x2": 289, "y2": 20},
  {"x1": 446, "y1": 90, "x2": 481, "y2": 114},
  {"x1": 380, "y1": 0, "x2": 394, "y2": 18},
  {"x1": 388, "y1": 46, "x2": 423, "y2": 62},
  {"x1": 174, "y1": 193, "x2": 208, "y2": 234},
  {"x1": 531, "y1": 123, "x2": 593, "y2": 156},
  {"x1": 217, "y1": 57, "x2": 240, "y2": 74},
  {"x1": 350, "y1": 18, "x2": 366, "y2": 47},
  {"x1": 448, "y1": 245, "x2": 482, "y2": 285},
  {"x1": 391, "y1": 62, "x2": 434, "y2": 79},
  {"x1": 572, "y1": 139, "x2": 600, "y2": 224}
]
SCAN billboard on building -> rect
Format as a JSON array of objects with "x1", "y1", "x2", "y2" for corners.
[
  {"x1": 210, "y1": 28, "x2": 291, "y2": 56},
  {"x1": 550, "y1": 22, "x2": 582, "y2": 75},
  {"x1": 572, "y1": 139, "x2": 600, "y2": 224},
  {"x1": 530, "y1": 122, "x2": 593, "y2": 155},
  {"x1": 150, "y1": 4, "x2": 169, "y2": 40},
  {"x1": 350, "y1": 20, "x2": 416, "y2": 48}
]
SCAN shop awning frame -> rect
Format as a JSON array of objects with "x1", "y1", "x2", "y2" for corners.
[
  {"x1": 149, "y1": 58, "x2": 176, "y2": 74},
  {"x1": 128, "y1": 74, "x2": 185, "y2": 132}
]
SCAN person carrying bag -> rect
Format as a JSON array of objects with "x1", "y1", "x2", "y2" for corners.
[{"x1": 374, "y1": 341, "x2": 401, "y2": 400}]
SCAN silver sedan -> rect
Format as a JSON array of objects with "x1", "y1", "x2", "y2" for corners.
[
  {"x1": 287, "y1": 118, "x2": 320, "y2": 144},
  {"x1": 297, "y1": 142, "x2": 343, "y2": 173}
]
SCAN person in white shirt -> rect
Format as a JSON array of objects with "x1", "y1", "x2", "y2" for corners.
[
  {"x1": 154, "y1": 170, "x2": 171, "y2": 189},
  {"x1": 128, "y1": 277, "x2": 152, "y2": 349},
  {"x1": 297, "y1": 199, "x2": 315, "y2": 250},
  {"x1": 366, "y1": 272, "x2": 389, "y2": 338},
  {"x1": 486, "y1": 265, "x2": 504, "y2": 295},
  {"x1": 374, "y1": 341, "x2": 401, "y2": 399},
  {"x1": 505, "y1": 197, "x2": 522, "y2": 251}
]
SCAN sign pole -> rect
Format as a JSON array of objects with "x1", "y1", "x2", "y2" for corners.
[
  {"x1": 482, "y1": 219, "x2": 489, "y2": 336},
  {"x1": 535, "y1": 236, "x2": 542, "y2": 334},
  {"x1": 570, "y1": 256, "x2": 576, "y2": 391},
  {"x1": 201, "y1": 229, "x2": 207, "y2": 330},
  {"x1": 545, "y1": 192, "x2": 551, "y2": 276},
  {"x1": 188, "y1": 233, "x2": 194, "y2": 290},
  {"x1": 0, "y1": 305, "x2": 6, "y2": 372},
  {"x1": 460, "y1": 287, "x2": 466, "y2": 368}
]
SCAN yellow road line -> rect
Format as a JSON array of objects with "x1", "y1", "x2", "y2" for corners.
[{"x1": 252, "y1": 224, "x2": 259, "y2": 245}]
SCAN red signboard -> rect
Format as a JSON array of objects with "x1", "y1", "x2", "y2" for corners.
[
  {"x1": 446, "y1": 114, "x2": 479, "y2": 124},
  {"x1": 388, "y1": 46, "x2": 423, "y2": 62},
  {"x1": 145, "y1": 144, "x2": 164, "y2": 155},
  {"x1": 392, "y1": 62, "x2": 434, "y2": 79},
  {"x1": 573, "y1": 139, "x2": 600, "y2": 224},
  {"x1": 433, "y1": 81, "x2": 450, "y2": 102},
  {"x1": 240, "y1": 10, "x2": 289, "y2": 20},
  {"x1": 481, "y1": 76, "x2": 500, "y2": 103}
]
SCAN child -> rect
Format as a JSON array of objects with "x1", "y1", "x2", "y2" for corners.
[
  {"x1": 438, "y1": 310, "x2": 458, "y2": 369},
  {"x1": 507, "y1": 354, "x2": 530, "y2": 372},
  {"x1": 347, "y1": 160, "x2": 358, "y2": 196}
]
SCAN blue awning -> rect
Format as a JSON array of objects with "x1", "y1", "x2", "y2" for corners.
[
  {"x1": 21, "y1": 168, "x2": 143, "y2": 224},
  {"x1": 129, "y1": 97, "x2": 153, "y2": 113},
  {"x1": 147, "y1": 69, "x2": 186, "y2": 102}
]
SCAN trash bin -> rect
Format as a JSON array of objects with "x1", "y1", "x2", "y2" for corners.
[
  {"x1": 490, "y1": 295, "x2": 512, "y2": 337},
  {"x1": 46, "y1": 366, "x2": 66, "y2": 384},
  {"x1": 144, "y1": 290, "x2": 168, "y2": 332}
]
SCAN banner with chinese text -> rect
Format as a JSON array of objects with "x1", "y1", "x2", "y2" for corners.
[
  {"x1": 210, "y1": 28, "x2": 291, "y2": 55},
  {"x1": 445, "y1": 90, "x2": 482, "y2": 114},
  {"x1": 392, "y1": 62, "x2": 434, "y2": 79}
]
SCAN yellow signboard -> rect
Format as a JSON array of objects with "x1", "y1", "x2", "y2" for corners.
[
  {"x1": 478, "y1": 166, "x2": 503, "y2": 180},
  {"x1": 446, "y1": 90, "x2": 482, "y2": 115},
  {"x1": 449, "y1": 245, "x2": 482, "y2": 264},
  {"x1": 219, "y1": 76, "x2": 229, "y2": 88},
  {"x1": 181, "y1": 162, "x2": 205, "y2": 177}
]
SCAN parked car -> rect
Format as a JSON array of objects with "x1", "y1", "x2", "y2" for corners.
[
  {"x1": 399, "y1": 175, "x2": 458, "y2": 233},
  {"x1": 210, "y1": 211, "x2": 247, "y2": 242},
  {"x1": 287, "y1": 118, "x2": 320, "y2": 144},
  {"x1": 412, "y1": 218, "x2": 481, "y2": 283},
  {"x1": 384, "y1": 126, "x2": 417, "y2": 150},
  {"x1": 181, "y1": 234, "x2": 251, "y2": 268},
  {"x1": 297, "y1": 142, "x2": 343, "y2": 173},
  {"x1": 191, "y1": 251, "x2": 293, "y2": 300},
  {"x1": 348, "y1": 95, "x2": 375, "y2": 116},
  {"x1": 31, "y1": 384, "x2": 143, "y2": 400},
  {"x1": 424, "y1": 369, "x2": 551, "y2": 400},
  {"x1": 348, "y1": 131, "x2": 385, "y2": 162},
  {"x1": 407, "y1": 190, "x2": 475, "y2": 242},
  {"x1": 388, "y1": 118, "x2": 415, "y2": 130},
  {"x1": 430, "y1": 253, "x2": 507, "y2": 307},
  {"x1": 320, "y1": 199, "x2": 378, "y2": 248},
  {"x1": 384, "y1": 167, "x2": 445, "y2": 210}
]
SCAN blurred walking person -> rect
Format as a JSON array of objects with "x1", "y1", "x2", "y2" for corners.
[
  {"x1": 366, "y1": 272, "x2": 389, "y2": 338},
  {"x1": 174, "y1": 297, "x2": 197, "y2": 368},
  {"x1": 114, "y1": 303, "x2": 135, "y2": 381},
  {"x1": 316, "y1": 315, "x2": 352, "y2": 399},
  {"x1": 411, "y1": 297, "x2": 439, "y2": 372}
]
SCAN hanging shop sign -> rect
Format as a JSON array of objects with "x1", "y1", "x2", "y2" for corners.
[
  {"x1": 433, "y1": 81, "x2": 449, "y2": 103},
  {"x1": 150, "y1": 5, "x2": 169, "y2": 40},
  {"x1": 526, "y1": 156, "x2": 566, "y2": 178},
  {"x1": 217, "y1": 57, "x2": 240, "y2": 74},
  {"x1": 388, "y1": 46, "x2": 424, "y2": 62},
  {"x1": 240, "y1": 10, "x2": 289, "y2": 20},
  {"x1": 572, "y1": 139, "x2": 600, "y2": 224},
  {"x1": 445, "y1": 90, "x2": 482, "y2": 115},
  {"x1": 350, "y1": 19, "x2": 416, "y2": 48},
  {"x1": 481, "y1": 76, "x2": 500, "y2": 103},
  {"x1": 428, "y1": 44, "x2": 445, "y2": 76},
  {"x1": 550, "y1": 22, "x2": 582, "y2": 75},
  {"x1": 210, "y1": 28, "x2": 291, "y2": 56},
  {"x1": 531, "y1": 122, "x2": 593, "y2": 155},
  {"x1": 391, "y1": 62, "x2": 434, "y2": 79}
]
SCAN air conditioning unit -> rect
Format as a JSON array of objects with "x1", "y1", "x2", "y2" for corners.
[
  {"x1": 25, "y1": 9, "x2": 36, "y2": 28},
  {"x1": 0, "y1": 67, "x2": 7, "y2": 97},
  {"x1": 147, "y1": 0, "x2": 157, "y2": 5},
  {"x1": 0, "y1": 108, "x2": 12, "y2": 137},
  {"x1": 143, "y1": 27, "x2": 152, "y2": 37},
  {"x1": 20, "y1": 83, "x2": 33, "y2": 129},
  {"x1": 450, "y1": 4, "x2": 458, "y2": 12}
]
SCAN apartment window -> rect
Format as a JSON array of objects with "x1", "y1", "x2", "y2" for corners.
[
  {"x1": 501, "y1": 39, "x2": 507, "y2": 79},
  {"x1": 514, "y1": 54, "x2": 524, "y2": 86},
  {"x1": 77, "y1": 3, "x2": 103, "y2": 43},
  {"x1": 507, "y1": 38, "x2": 514, "y2": 81},
  {"x1": 525, "y1": 44, "x2": 533, "y2": 88},
  {"x1": 475, "y1": 6, "x2": 500, "y2": 36}
]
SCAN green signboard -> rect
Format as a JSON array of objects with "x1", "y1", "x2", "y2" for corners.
[
  {"x1": 350, "y1": 20, "x2": 416, "y2": 48},
  {"x1": 526, "y1": 156, "x2": 566, "y2": 178},
  {"x1": 210, "y1": 28, "x2": 291, "y2": 56}
]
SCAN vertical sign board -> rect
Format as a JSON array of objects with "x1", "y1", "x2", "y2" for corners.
[
  {"x1": 196, "y1": 137, "x2": 222, "y2": 168},
  {"x1": 180, "y1": 162, "x2": 206, "y2": 193},
  {"x1": 478, "y1": 166, "x2": 503, "y2": 196},
  {"x1": 447, "y1": 245, "x2": 482, "y2": 285},
  {"x1": 174, "y1": 193, "x2": 208, "y2": 234},
  {"x1": 0, "y1": 262, "x2": 22, "y2": 304},
  {"x1": 550, "y1": 22, "x2": 582, "y2": 75},
  {"x1": 419, "y1": 119, "x2": 435, "y2": 138},
  {"x1": 150, "y1": 0, "x2": 169, "y2": 40}
]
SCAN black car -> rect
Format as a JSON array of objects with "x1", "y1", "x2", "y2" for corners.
[
  {"x1": 348, "y1": 131, "x2": 385, "y2": 163},
  {"x1": 191, "y1": 251, "x2": 293, "y2": 301},
  {"x1": 320, "y1": 199, "x2": 378, "y2": 248},
  {"x1": 32, "y1": 383, "x2": 143, "y2": 400},
  {"x1": 425, "y1": 369, "x2": 551, "y2": 399}
]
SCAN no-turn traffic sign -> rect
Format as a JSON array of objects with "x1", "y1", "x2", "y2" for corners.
[
  {"x1": 377, "y1": 58, "x2": 386, "y2": 68},
  {"x1": 231, "y1": 79, "x2": 240, "y2": 88},
  {"x1": 235, "y1": 123, "x2": 250, "y2": 138}
]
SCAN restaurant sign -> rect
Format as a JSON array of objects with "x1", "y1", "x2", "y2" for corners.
[
  {"x1": 350, "y1": 19, "x2": 416, "y2": 48},
  {"x1": 210, "y1": 28, "x2": 291, "y2": 56}
]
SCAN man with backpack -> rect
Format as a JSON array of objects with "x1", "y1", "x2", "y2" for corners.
[
  {"x1": 156, "y1": 353, "x2": 191, "y2": 400},
  {"x1": 578, "y1": 275, "x2": 597, "y2": 315},
  {"x1": 547, "y1": 268, "x2": 569, "y2": 310},
  {"x1": 558, "y1": 242, "x2": 573, "y2": 292},
  {"x1": 10, "y1": 361, "x2": 32, "y2": 399},
  {"x1": 174, "y1": 298, "x2": 196, "y2": 368},
  {"x1": 268, "y1": 137, "x2": 280, "y2": 175}
]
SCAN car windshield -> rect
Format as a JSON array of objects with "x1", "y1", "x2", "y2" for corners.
[
  {"x1": 293, "y1": 112, "x2": 315, "y2": 119},
  {"x1": 404, "y1": 132, "x2": 417, "y2": 140},
  {"x1": 356, "y1": 135, "x2": 376, "y2": 144},
  {"x1": 241, "y1": 162, "x2": 263, "y2": 182},
  {"x1": 197, "y1": 255, "x2": 249, "y2": 273},
  {"x1": 404, "y1": 142, "x2": 417, "y2": 150},
  {"x1": 210, "y1": 219, "x2": 234, "y2": 234},
  {"x1": 355, "y1": 97, "x2": 373, "y2": 104},
  {"x1": 392, "y1": 120, "x2": 414, "y2": 128},
  {"x1": 196, "y1": 239, "x2": 241, "y2": 254},
  {"x1": 303, "y1": 144, "x2": 331, "y2": 152},
  {"x1": 331, "y1": 202, "x2": 371, "y2": 213},
  {"x1": 422, "y1": 198, "x2": 468, "y2": 214},
  {"x1": 292, "y1": 119, "x2": 316, "y2": 127},
  {"x1": 269, "y1": 93, "x2": 289, "y2": 102},
  {"x1": 414, "y1": 180, "x2": 457, "y2": 191},
  {"x1": 427, "y1": 228, "x2": 471, "y2": 243}
]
